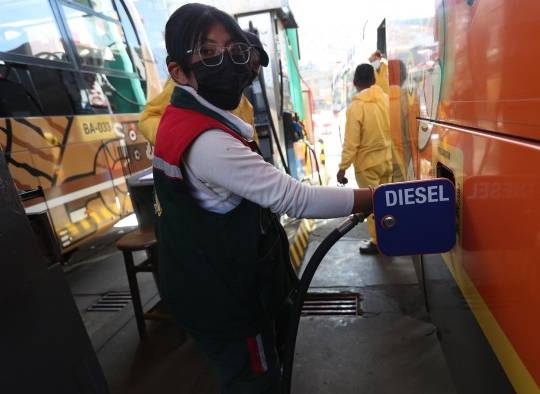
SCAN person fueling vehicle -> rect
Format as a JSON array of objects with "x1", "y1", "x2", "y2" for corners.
[{"x1": 152, "y1": 3, "x2": 373, "y2": 393}]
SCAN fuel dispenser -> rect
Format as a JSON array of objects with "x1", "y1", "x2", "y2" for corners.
[{"x1": 282, "y1": 112, "x2": 304, "y2": 181}]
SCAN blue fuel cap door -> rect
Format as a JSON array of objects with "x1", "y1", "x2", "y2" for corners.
[{"x1": 373, "y1": 178, "x2": 456, "y2": 256}]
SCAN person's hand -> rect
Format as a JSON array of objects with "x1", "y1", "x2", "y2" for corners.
[
  {"x1": 352, "y1": 188, "x2": 373, "y2": 215},
  {"x1": 336, "y1": 169, "x2": 347, "y2": 185}
]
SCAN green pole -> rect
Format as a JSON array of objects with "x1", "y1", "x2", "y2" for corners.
[{"x1": 286, "y1": 28, "x2": 305, "y2": 120}]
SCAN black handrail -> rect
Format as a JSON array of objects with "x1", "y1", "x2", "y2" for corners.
[{"x1": 18, "y1": 186, "x2": 44, "y2": 202}]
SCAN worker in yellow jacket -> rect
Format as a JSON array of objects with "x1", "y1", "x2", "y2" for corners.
[
  {"x1": 139, "y1": 31, "x2": 268, "y2": 145},
  {"x1": 369, "y1": 50, "x2": 390, "y2": 95},
  {"x1": 337, "y1": 63, "x2": 392, "y2": 254},
  {"x1": 140, "y1": 79, "x2": 256, "y2": 144}
]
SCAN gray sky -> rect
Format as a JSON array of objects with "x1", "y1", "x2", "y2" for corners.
[
  {"x1": 144, "y1": 0, "x2": 434, "y2": 81},
  {"x1": 289, "y1": 0, "x2": 376, "y2": 68},
  {"x1": 289, "y1": 0, "x2": 434, "y2": 68},
  {"x1": 160, "y1": 0, "x2": 433, "y2": 69}
]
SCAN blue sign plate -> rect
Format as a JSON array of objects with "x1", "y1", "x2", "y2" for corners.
[{"x1": 373, "y1": 178, "x2": 456, "y2": 256}]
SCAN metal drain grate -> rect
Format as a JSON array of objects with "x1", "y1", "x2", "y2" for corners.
[
  {"x1": 87, "y1": 291, "x2": 132, "y2": 312},
  {"x1": 301, "y1": 292, "x2": 361, "y2": 316}
]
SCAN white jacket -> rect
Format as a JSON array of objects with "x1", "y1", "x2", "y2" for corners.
[{"x1": 180, "y1": 86, "x2": 354, "y2": 219}]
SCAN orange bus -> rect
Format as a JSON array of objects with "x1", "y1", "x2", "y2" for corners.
[
  {"x1": 388, "y1": 0, "x2": 540, "y2": 392},
  {"x1": 0, "y1": 0, "x2": 160, "y2": 257}
]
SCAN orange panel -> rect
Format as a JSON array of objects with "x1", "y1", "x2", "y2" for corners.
[
  {"x1": 442, "y1": 0, "x2": 540, "y2": 141},
  {"x1": 388, "y1": 0, "x2": 540, "y2": 388},
  {"x1": 430, "y1": 123, "x2": 540, "y2": 386}
]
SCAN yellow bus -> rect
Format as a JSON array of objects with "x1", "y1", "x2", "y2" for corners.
[{"x1": 0, "y1": 0, "x2": 160, "y2": 256}]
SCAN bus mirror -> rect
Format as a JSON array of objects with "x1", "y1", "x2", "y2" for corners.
[{"x1": 373, "y1": 178, "x2": 456, "y2": 256}]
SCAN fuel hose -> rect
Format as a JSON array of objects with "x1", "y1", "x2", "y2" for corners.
[{"x1": 281, "y1": 213, "x2": 366, "y2": 393}]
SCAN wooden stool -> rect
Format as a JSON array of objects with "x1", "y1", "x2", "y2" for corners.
[{"x1": 116, "y1": 227, "x2": 158, "y2": 340}]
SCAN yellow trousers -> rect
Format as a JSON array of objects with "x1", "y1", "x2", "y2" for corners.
[{"x1": 355, "y1": 160, "x2": 393, "y2": 245}]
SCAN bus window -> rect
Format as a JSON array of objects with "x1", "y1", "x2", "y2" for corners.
[
  {"x1": 79, "y1": 72, "x2": 111, "y2": 113},
  {"x1": 70, "y1": 0, "x2": 119, "y2": 20},
  {"x1": 0, "y1": 63, "x2": 43, "y2": 117},
  {"x1": 27, "y1": 65, "x2": 79, "y2": 115},
  {"x1": 0, "y1": 61, "x2": 90, "y2": 117},
  {"x1": 61, "y1": 4, "x2": 136, "y2": 75},
  {"x1": 78, "y1": 71, "x2": 146, "y2": 113},
  {"x1": 103, "y1": 74, "x2": 146, "y2": 113},
  {"x1": 0, "y1": 0, "x2": 68, "y2": 62},
  {"x1": 114, "y1": 0, "x2": 146, "y2": 81},
  {"x1": 0, "y1": 61, "x2": 145, "y2": 117}
]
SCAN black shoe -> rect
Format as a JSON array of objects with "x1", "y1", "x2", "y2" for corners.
[{"x1": 359, "y1": 239, "x2": 379, "y2": 255}]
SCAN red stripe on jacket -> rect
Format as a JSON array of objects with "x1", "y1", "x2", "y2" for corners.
[
  {"x1": 154, "y1": 105, "x2": 250, "y2": 166},
  {"x1": 246, "y1": 336, "x2": 265, "y2": 374}
]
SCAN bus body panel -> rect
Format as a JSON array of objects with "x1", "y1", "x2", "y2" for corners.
[
  {"x1": 388, "y1": 0, "x2": 540, "y2": 391},
  {"x1": 428, "y1": 121, "x2": 540, "y2": 391},
  {"x1": 438, "y1": 0, "x2": 540, "y2": 141},
  {"x1": 0, "y1": 0, "x2": 160, "y2": 254},
  {"x1": 0, "y1": 113, "x2": 152, "y2": 251}
]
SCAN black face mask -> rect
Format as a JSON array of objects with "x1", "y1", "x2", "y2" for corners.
[{"x1": 191, "y1": 55, "x2": 252, "y2": 110}]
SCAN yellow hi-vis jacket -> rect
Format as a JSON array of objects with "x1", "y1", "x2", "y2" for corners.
[
  {"x1": 139, "y1": 78, "x2": 256, "y2": 145},
  {"x1": 375, "y1": 60, "x2": 390, "y2": 95},
  {"x1": 338, "y1": 85, "x2": 392, "y2": 175}
]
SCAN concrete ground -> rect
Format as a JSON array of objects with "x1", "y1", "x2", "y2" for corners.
[
  {"x1": 64, "y1": 221, "x2": 298, "y2": 394},
  {"x1": 63, "y1": 223, "x2": 217, "y2": 394},
  {"x1": 291, "y1": 219, "x2": 456, "y2": 394},
  {"x1": 61, "y1": 127, "x2": 456, "y2": 393},
  {"x1": 64, "y1": 218, "x2": 456, "y2": 394}
]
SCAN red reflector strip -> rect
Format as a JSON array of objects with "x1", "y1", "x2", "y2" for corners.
[{"x1": 246, "y1": 335, "x2": 267, "y2": 374}]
